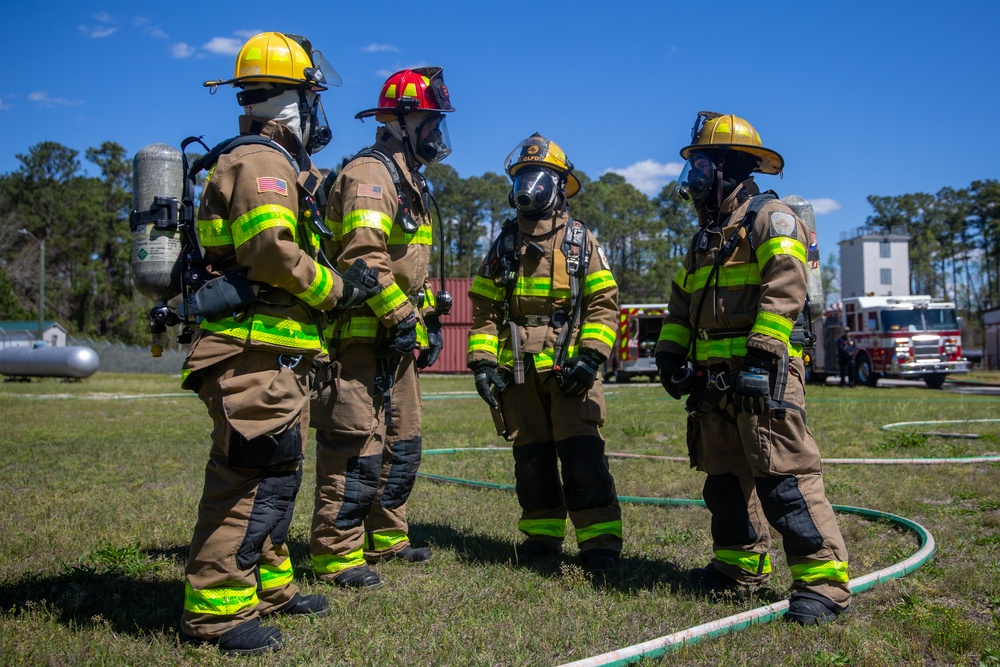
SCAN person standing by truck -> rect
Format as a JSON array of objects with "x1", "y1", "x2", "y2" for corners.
[{"x1": 836, "y1": 331, "x2": 857, "y2": 387}]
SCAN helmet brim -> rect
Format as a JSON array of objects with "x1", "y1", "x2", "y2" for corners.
[
  {"x1": 204, "y1": 76, "x2": 328, "y2": 92},
  {"x1": 354, "y1": 107, "x2": 455, "y2": 120},
  {"x1": 680, "y1": 143, "x2": 784, "y2": 175}
]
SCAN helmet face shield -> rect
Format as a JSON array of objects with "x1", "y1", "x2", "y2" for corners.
[
  {"x1": 412, "y1": 113, "x2": 452, "y2": 164},
  {"x1": 511, "y1": 167, "x2": 559, "y2": 219},
  {"x1": 283, "y1": 34, "x2": 342, "y2": 89},
  {"x1": 305, "y1": 92, "x2": 332, "y2": 154},
  {"x1": 675, "y1": 151, "x2": 716, "y2": 207}
]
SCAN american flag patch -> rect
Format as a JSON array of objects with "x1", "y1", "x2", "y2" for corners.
[
  {"x1": 357, "y1": 183, "x2": 383, "y2": 199},
  {"x1": 257, "y1": 177, "x2": 288, "y2": 196}
]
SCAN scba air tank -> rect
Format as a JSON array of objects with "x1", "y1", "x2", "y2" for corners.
[
  {"x1": 130, "y1": 143, "x2": 183, "y2": 303},
  {"x1": 781, "y1": 195, "x2": 824, "y2": 320}
]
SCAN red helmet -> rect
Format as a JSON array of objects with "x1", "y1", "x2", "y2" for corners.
[{"x1": 355, "y1": 67, "x2": 455, "y2": 119}]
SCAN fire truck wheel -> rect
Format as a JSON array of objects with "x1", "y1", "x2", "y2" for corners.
[
  {"x1": 922, "y1": 374, "x2": 947, "y2": 389},
  {"x1": 856, "y1": 354, "x2": 878, "y2": 387}
]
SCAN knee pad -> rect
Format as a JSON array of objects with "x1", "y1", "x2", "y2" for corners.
[
  {"x1": 334, "y1": 453, "x2": 381, "y2": 529},
  {"x1": 513, "y1": 441, "x2": 564, "y2": 511},
  {"x1": 703, "y1": 474, "x2": 758, "y2": 546},
  {"x1": 756, "y1": 475, "x2": 823, "y2": 555},
  {"x1": 228, "y1": 425, "x2": 302, "y2": 469},
  {"x1": 236, "y1": 465, "x2": 303, "y2": 570},
  {"x1": 556, "y1": 436, "x2": 615, "y2": 511},
  {"x1": 381, "y1": 436, "x2": 422, "y2": 511}
]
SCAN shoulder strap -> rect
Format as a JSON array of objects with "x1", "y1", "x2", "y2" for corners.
[{"x1": 351, "y1": 146, "x2": 403, "y2": 195}]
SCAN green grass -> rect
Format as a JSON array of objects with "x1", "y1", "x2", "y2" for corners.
[{"x1": 1, "y1": 374, "x2": 999, "y2": 666}]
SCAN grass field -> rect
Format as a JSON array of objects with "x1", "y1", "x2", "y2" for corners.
[{"x1": 1, "y1": 372, "x2": 999, "y2": 666}]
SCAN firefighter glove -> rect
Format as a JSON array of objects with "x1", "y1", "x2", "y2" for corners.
[
  {"x1": 734, "y1": 348, "x2": 775, "y2": 415},
  {"x1": 386, "y1": 311, "x2": 418, "y2": 357},
  {"x1": 417, "y1": 314, "x2": 443, "y2": 369},
  {"x1": 471, "y1": 360, "x2": 506, "y2": 409},
  {"x1": 336, "y1": 259, "x2": 382, "y2": 310},
  {"x1": 656, "y1": 352, "x2": 694, "y2": 400},
  {"x1": 556, "y1": 349, "x2": 605, "y2": 397}
]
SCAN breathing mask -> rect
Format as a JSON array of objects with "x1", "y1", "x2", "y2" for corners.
[
  {"x1": 510, "y1": 166, "x2": 560, "y2": 220},
  {"x1": 675, "y1": 151, "x2": 716, "y2": 207},
  {"x1": 409, "y1": 112, "x2": 452, "y2": 165}
]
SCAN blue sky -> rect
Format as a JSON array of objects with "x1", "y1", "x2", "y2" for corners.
[{"x1": 3, "y1": 1, "x2": 999, "y2": 261}]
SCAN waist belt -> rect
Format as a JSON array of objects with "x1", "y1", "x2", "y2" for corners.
[
  {"x1": 510, "y1": 310, "x2": 567, "y2": 328},
  {"x1": 698, "y1": 327, "x2": 752, "y2": 341}
]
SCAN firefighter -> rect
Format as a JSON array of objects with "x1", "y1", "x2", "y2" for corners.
[
  {"x1": 836, "y1": 331, "x2": 857, "y2": 387},
  {"x1": 178, "y1": 32, "x2": 382, "y2": 654},
  {"x1": 467, "y1": 133, "x2": 622, "y2": 574},
  {"x1": 310, "y1": 67, "x2": 454, "y2": 588},
  {"x1": 656, "y1": 112, "x2": 851, "y2": 624}
]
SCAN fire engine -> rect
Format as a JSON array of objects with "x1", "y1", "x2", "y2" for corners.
[
  {"x1": 807, "y1": 295, "x2": 970, "y2": 389},
  {"x1": 604, "y1": 304, "x2": 668, "y2": 382}
]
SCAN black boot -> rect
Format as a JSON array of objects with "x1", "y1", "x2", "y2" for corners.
[
  {"x1": 514, "y1": 539, "x2": 561, "y2": 565},
  {"x1": 688, "y1": 563, "x2": 747, "y2": 592},
  {"x1": 269, "y1": 592, "x2": 331, "y2": 617},
  {"x1": 784, "y1": 591, "x2": 845, "y2": 625},
  {"x1": 581, "y1": 550, "x2": 619, "y2": 574},
  {"x1": 395, "y1": 545, "x2": 432, "y2": 563},
  {"x1": 217, "y1": 618, "x2": 283, "y2": 656},
  {"x1": 333, "y1": 565, "x2": 384, "y2": 588}
]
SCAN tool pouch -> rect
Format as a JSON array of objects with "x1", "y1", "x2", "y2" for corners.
[{"x1": 189, "y1": 271, "x2": 258, "y2": 322}]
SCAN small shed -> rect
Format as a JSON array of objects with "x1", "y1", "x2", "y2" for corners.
[{"x1": 0, "y1": 321, "x2": 67, "y2": 349}]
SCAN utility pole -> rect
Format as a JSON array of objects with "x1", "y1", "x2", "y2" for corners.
[{"x1": 18, "y1": 229, "x2": 45, "y2": 343}]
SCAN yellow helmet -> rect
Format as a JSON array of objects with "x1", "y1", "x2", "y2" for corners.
[
  {"x1": 680, "y1": 112, "x2": 784, "y2": 175},
  {"x1": 203, "y1": 32, "x2": 341, "y2": 90},
  {"x1": 504, "y1": 133, "x2": 581, "y2": 198}
]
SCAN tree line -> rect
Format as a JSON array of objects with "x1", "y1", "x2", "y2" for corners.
[{"x1": 1, "y1": 140, "x2": 998, "y2": 347}]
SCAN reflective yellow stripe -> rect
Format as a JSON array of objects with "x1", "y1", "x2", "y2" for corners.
[
  {"x1": 324, "y1": 217, "x2": 344, "y2": 241},
  {"x1": 387, "y1": 224, "x2": 432, "y2": 246},
  {"x1": 416, "y1": 321, "x2": 429, "y2": 347},
  {"x1": 469, "y1": 333, "x2": 499, "y2": 356},
  {"x1": 659, "y1": 323, "x2": 692, "y2": 348},
  {"x1": 693, "y1": 335, "x2": 803, "y2": 362},
  {"x1": 470, "y1": 275, "x2": 505, "y2": 302},
  {"x1": 583, "y1": 270, "x2": 616, "y2": 295},
  {"x1": 674, "y1": 268, "x2": 693, "y2": 295},
  {"x1": 180, "y1": 368, "x2": 192, "y2": 384},
  {"x1": 259, "y1": 557, "x2": 293, "y2": 590},
  {"x1": 201, "y1": 314, "x2": 321, "y2": 351},
  {"x1": 790, "y1": 559, "x2": 850, "y2": 583},
  {"x1": 531, "y1": 345, "x2": 577, "y2": 371},
  {"x1": 715, "y1": 550, "x2": 772, "y2": 575},
  {"x1": 575, "y1": 519, "x2": 622, "y2": 543},
  {"x1": 367, "y1": 283, "x2": 408, "y2": 318},
  {"x1": 312, "y1": 549, "x2": 366, "y2": 574},
  {"x1": 515, "y1": 276, "x2": 570, "y2": 300},
  {"x1": 231, "y1": 204, "x2": 297, "y2": 248},
  {"x1": 183, "y1": 581, "x2": 258, "y2": 616},
  {"x1": 756, "y1": 235, "x2": 807, "y2": 266},
  {"x1": 368, "y1": 530, "x2": 408, "y2": 552},
  {"x1": 197, "y1": 218, "x2": 233, "y2": 247},
  {"x1": 343, "y1": 209, "x2": 392, "y2": 236},
  {"x1": 518, "y1": 517, "x2": 567, "y2": 539},
  {"x1": 336, "y1": 315, "x2": 380, "y2": 340},
  {"x1": 294, "y1": 262, "x2": 335, "y2": 308},
  {"x1": 752, "y1": 310, "x2": 794, "y2": 345},
  {"x1": 690, "y1": 263, "x2": 761, "y2": 290},
  {"x1": 580, "y1": 322, "x2": 616, "y2": 348},
  {"x1": 423, "y1": 287, "x2": 437, "y2": 310}
]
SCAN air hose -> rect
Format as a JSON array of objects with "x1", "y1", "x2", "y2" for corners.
[{"x1": 418, "y1": 447, "x2": 939, "y2": 667}]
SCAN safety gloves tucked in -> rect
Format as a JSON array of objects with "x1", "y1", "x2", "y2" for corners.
[
  {"x1": 734, "y1": 348, "x2": 776, "y2": 414},
  {"x1": 386, "y1": 311, "x2": 418, "y2": 357},
  {"x1": 655, "y1": 352, "x2": 694, "y2": 400},
  {"x1": 556, "y1": 349, "x2": 605, "y2": 397},
  {"x1": 336, "y1": 259, "x2": 381, "y2": 310},
  {"x1": 470, "y1": 360, "x2": 507, "y2": 409},
  {"x1": 417, "y1": 314, "x2": 443, "y2": 369}
]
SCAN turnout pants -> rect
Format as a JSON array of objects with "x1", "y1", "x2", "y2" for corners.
[
  {"x1": 688, "y1": 357, "x2": 851, "y2": 608},
  {"x1": 181, "y1": 350, "x2": 309, "y2": 640},
  {"x1": 494, "y1": 363, "x2": 622, "y2": 557},
  {"x1": 310, "y1": 344, "x2": 421, "y2": 579}
]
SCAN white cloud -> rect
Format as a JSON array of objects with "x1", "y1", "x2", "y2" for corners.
[
  {"x1": 0, "y1": 97, "x2": 10, "y2": 111},
  {"x1": 79, "y1": 11, "x2": 117, "y2": 38},
  {"x1": 203, "y1": 36, "x2": 243, "y2": 56},
  {"x1": 171, "y1": 42, "x2": 196, "y2": 59},
  {"x1": 605, "y1": 159, "x2": 683, "y2": 196},
  {"x1": 134, "y1": 17, "x2": 168, "y2": 39},
  {"x1": 362, "y1": 43, "x2": 399, "y2": 53},
  {"x1": 809, "y1": 198, "x2": 841, "y2": 215},
  {"x1": 28, "y1": 91, "x2": 84, "y2": 107}
]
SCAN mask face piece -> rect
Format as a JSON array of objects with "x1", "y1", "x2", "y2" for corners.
[
  {"x1": 412, "y1": 113, "x2": 452, "y2": 164},
  {"x1": 511, "y1": 167, "x2": 559, "y2": 219},
  {"x1": 675, "y1": 151, "x2": 716, "y2": 207},
  {"x1": 303, "y1": 91, "x2": 331, "y2": 154}
]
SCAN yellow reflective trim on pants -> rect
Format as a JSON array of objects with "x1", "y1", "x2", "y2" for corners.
[
  {"x1": 756, "y1": 235, "x2": 807, "y2": 266},
  {"x1": 294, "y1": 262, "x2": 335, "y2": 308},
  {"x1": 312, "y1": 549, "x2": 367, "y2": 575},
  {"x1": 518, "y1": 518, "x2": 567, "y2": 539},
  {"x1": 790, "y1": 559, "x2": 850, "y2": 583},
  {"x1": 470, "y1": 275, "x2": 505, "y2": 302},
  {"x1": 200, "y1": 314, "x2": 321, "y2": 351},
  {"x1": 367, "y1": 283, "x2": 408, "y2": 318},
  {"x1": 752, "y1": 310, "x2": 794, "y2": 345},
  {"x1": 584, "y1": 270, "x2": 617, "y2": 296},
  {"x1": 183, "y1": 581, "x2": 259, "y2": 616},
  {"x1": 715, "y1": 549, "x2": 772, "y2": 575},
  {"x1": 387, "y1": 224, "x2": 432, "y2": 246},
  {"x1": 259, "y1": 557, "x2": 293, "y2": 590},
  {"x1": 231, "y1": 204, "x2": 297, "y2": 248},
  {"x1": 343, "y1": 209, "x2": 393, "y2": 237},
  {"x1": 575, "y1": 519, "x2": 623, "y2": 543},
  {"x1": 531, "y1": 345, "x2": 577, "y2": 372},
  {"x1": 197, "y1": 218, "x2": 233, "y2": 247},
  {"x1": 468, "y1": 333, "x2": 499, "y2": 356},
  {"x1": 368, "y1": 530, "x2": 408, "y2": 552},
  {"x1": 580, "y1": 322, "x2": 617, "y2": 348},
  {"x1": 658, "y1": 323, "x2": 692, "y2": 348}
]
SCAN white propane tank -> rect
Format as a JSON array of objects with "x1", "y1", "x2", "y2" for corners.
[
  {"x1": 130, "y1": 143, "x2": 183, "y2": 303},
  {"x1": 781, "y1": 195, "x2": 824, "y2": 320}
]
